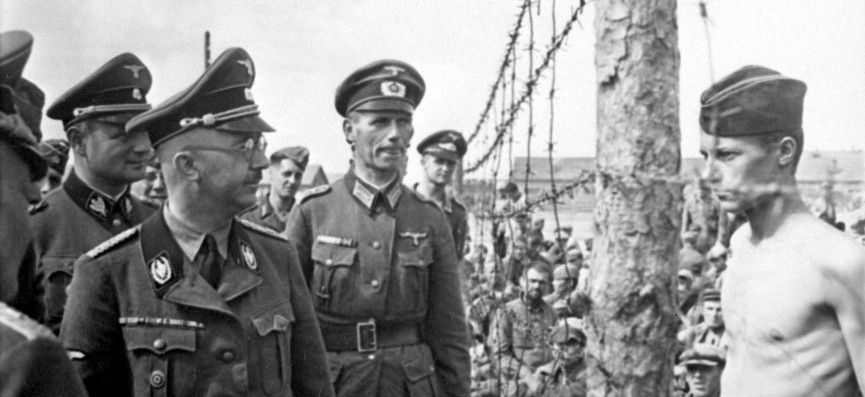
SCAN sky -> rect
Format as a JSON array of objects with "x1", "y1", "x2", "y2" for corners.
[{"x1": 4, "y1": 0, "x2": 865, "y2": 184}]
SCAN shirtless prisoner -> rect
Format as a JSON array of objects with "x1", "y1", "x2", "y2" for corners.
[{"x1": 699, "y1": 65, "x2": 865, "y2": 396}]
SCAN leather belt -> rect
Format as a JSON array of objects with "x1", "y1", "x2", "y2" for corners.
[{"x1": 321, "y1": 320, "x2": 421, "y2": 352}]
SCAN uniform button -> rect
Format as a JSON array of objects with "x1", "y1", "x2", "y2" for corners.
[
  {"x1": 325, "y1": 259, "x2": 334, "y2": 266},
  {"x1": 221, "y1": 350, "x2": 235, "y2": 363},
  {"x1": 112, "y1": 219, "x2": 122, "y2": 227},
  {"x1": 367, "y1": 354, "x2": 375, "y2": 360},
  {"x1": 152, "y1": 338, "x2": 166, "y2": 351},
  {"x1": 150, "y1": 370, "x2": 166, "y2": 388},
  {"x1": 372, "y1": 241, "x2": 381, "y2": 249},
  {"x1": 370, "y1": 279, "x2": 380, "y2": 288}
]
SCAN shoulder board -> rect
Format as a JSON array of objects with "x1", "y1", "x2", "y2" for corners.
[
  {"x1": 86, "y1": 227, "x2": 140, "y2": 259},
  {"x1": 296, "y1": 185, "x2": 331, "y2": 205},
  {"x1": 240, "y1": 219, "x2": 288, "y2": 241},
  {"x1": 0, "y1": 302, "x2": 54, "y2": 341}
]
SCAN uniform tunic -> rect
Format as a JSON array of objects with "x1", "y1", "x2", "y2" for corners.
[
  {"x1": 60, "y1": 210, "x2": 333, "y2": 397},
  {"x1": 238, "y1": 193, "x2": 292, "y2": 233},
  {"x1": 286, "y1": 170, "x2": 470, "y2": 396},
  {"x1": 488, "y1": 297, "x2": 556, "y2": 373},
  {"x1": 32, "y1": 171, "x2": 154, "y2": 332}
]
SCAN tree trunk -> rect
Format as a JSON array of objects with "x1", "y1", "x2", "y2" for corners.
[{"x1": 588, "y1": 0, "x2": 681, "y2": 396}]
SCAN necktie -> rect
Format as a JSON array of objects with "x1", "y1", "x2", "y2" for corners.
[{"x1": 198, "y1": 234, "x2": 223, "y2": 288}]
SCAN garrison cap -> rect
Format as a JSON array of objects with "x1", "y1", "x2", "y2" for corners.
[
  {"x1": 417, "y1": 130, "x2": 467, "y2": 162},
  {"x1": 0, "y1": 30, "x2": 33, "y2": 88},
  {"x1": 127, "y1": 47, "x2": 274, "y2": 147},
  {"x1": 271, "y1": 146, "x2": 310, "y2": 170},
  {"x1": 335, "y1": 59, "x2": 425, "y2": 117},
  {"x1": 679, "y1": 345, "x2": 725, "y2": 367},
  {"x1": 549, "y1": 324, "x2": 586, "y2": 344},
  {"x1": 47, "y1": 53, "x2": 152, "y2": 129},
  {"x1": 700, "y1": 65, "x2": 806, "y2": 137}
]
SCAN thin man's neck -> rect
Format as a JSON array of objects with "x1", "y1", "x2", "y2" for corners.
[
  {"x1": 269, "y1": 192, "x2": 293, "y2": 213},
  {"x1": 74, "y1": 163, "x2": 127, "y2": 197},
  {"x1": 353, "y1": 160, "x2": 398, "y2": 188},
  {"x1": 416, "y1": 178, "x2": 446, "y2": 203},
  {"x1": 745, "y1": 188, "x2": 808, "y2": 240}
]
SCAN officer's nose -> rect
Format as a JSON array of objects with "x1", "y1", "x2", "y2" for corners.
[
  {"x1": 128, "y1": 130, "x2": 153, "y2": 156},
  {"x1": 701, "y1": 158, "x2": 719, "y2": 185},
  {"x1": 250, "y1": 146, "x2": 268, "y2": 170}
]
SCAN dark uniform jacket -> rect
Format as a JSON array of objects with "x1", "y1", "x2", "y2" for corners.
[
  {"x1": 238, "y1": 194, "x2": 292, "y2": 233},
  {"x1": 32, "y1": 171, "x2": 154, "y2": 332},
  {"x1": 412, "y1": 184, "x2": 469, "y2": 258},
  {"x1": 60, "y1": 210, "x2": 333, "y2": 397},
  {"x1": 0, "y1": 302, "x2": 87, "y2": 397},
  {"x1": 286, "y1": 170, "x2": 471, "y2": 397}
]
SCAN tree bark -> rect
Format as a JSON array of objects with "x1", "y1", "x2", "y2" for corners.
[{"x1": 588, "y1": 0, "x2": 681, "y2": 396}]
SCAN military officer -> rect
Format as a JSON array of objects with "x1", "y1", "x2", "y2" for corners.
[
  {"x1": 60, "y1": 47, "x2": 333, "y2": 397},
  {"x1": 285, "y1": 59, "x2": 471, "y2": 396},
  {"x1": 240, "y1": 145, "x2": 309, "y2": 232},
  {"x1": 0, "y1": 29, "x2": 88, "y2": 397},
  {"x1": 415, "y1": 129, "x2": 469, "y2": 257},
  {"x1": 33, "y1": 52, "x2": 156, "y2": 333}
]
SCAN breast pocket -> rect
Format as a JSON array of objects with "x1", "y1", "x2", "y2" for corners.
[
  {"x1": 251, "y1": 301, "x2": 295, "y2": 395},
  {"x1": 41, "y1": 256, "x2": 75, "y2": 324},
  {"x1": 396, "y1": 242, "x2": 433, "y2": 316},
  {"x1": 124, "y1": 327, "x2": 197, "y2": 397},
  {"x1": 310, "y1": 241, "x2": 358, "y2": 314}
]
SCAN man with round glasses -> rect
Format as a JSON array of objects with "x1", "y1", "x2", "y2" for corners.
[{"x1": 61, "y1": 48, "x2": 333, "y2": 396}]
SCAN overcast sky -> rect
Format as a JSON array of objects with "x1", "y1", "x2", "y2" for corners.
[{"x1": 4, "y1": 0, "x2": 864, "y2": 183}]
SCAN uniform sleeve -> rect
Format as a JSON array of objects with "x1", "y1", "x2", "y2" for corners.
[
  {"x1": 285, "y1": 205, "x2": 314, "y2": 285},
  {"x1": 60, "y1": 255, "x2": 131, "y2": 396},
  {"x1": 424, "y1": 210, "x2": 471, "y2": 395},
  {"x1": 286, "y1": 242, "x2": 335, "y2": 397},
  {"x1": 0, "y1": 337, "x2": 88, "y2": 397}
]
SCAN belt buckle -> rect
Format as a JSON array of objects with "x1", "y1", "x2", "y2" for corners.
[{"x1": 357, "y1": 319, "x2": 377, "y2": 352}]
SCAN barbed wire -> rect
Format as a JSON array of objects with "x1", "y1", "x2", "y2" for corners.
[
  {"x1": 464, "y1": 0, "x2": 589, "y2": 174},
  {"x1": 466, "y1": 0, "x2": 532, "y2": 146}
]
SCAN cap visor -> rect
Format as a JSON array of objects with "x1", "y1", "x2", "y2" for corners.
[
  {"x1": 215, "y1": 115, "x2": 275, "y2": 133},
  {"x1": 426, "y1": 150, "x2": 459, "y2": 162},
  {"x1": 352, "y1": 99, "x2": 414, "y2": 115},
  {"x1": 683, "y1": 359, "x2": 719, "y2": 367}
]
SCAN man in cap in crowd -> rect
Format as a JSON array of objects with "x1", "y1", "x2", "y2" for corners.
[
  {"x1": 488, "y1": 263, "x2": 557, "y2": 394},
  {"x1": 676, "y1": 345, "x2": 725, "y2": 397},
  {"x1": 33, "y1": 52, "x2": 156, "y2": 333},
  {"x1": 699, "y1": 65, "x2": 865, "y2": 396},
  {"x1": 544, "y1": 264, "x2": 579, "y2": 307},
  {"x1": 415, "y1": 129, "x2": 469, "y2": 256},
  {"x1": 534, "y1": 324, "x2": 588, "y2": 397},
  {"x1": 240, "y1": 145, "x2": 308, "y2": 232},
  {"x1": 677, "y1": 289, "x2": 728, "y2": 350},
  {"x1": 37, "y1": 138, "x2": 70, "y2": 195},
  {"x1": 130, "y1": 157, "x2": 167, "y2": 209},
  {"x1": 0, "y1": 28, "x2": 88, "y2": 397},
  {"x1": 704, "y1": 245, "x2": 729, "y2": 290},
  {"x1": 61, "y1": 47, "x2": 333, "y2": 396},
  {"x1": 285, "y1": 59, "x2": 470, "y2": 396}
]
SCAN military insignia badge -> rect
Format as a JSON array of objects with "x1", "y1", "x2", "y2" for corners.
[
  {"x1": 124, "y1": 64, "x2": 145, "y2": 78},
  {"x1": 87, "y1": 195, "x2": 108, "y2": 218},
  {"x1": 383, "y1": 65, "x2": 405, "y2": 76},
  {"x1": 123, "y1": 197, "x2": 133, "y2": 215},
  {"x1": 381, "y1": 81, "x2": 406, "y2": 97},
  {"x1": 244, "y1": 88, "x2": 254, "y2": 101},
  {"x1": 237, "y1": 59, "x2": 254, "y2": 77},
  {"x1": 132, "y1": 88, "x2": 142, "y2": 100},
  {"x1": 398, "y1": 231, "x2": 428, "y2": 246},
  {"x1": 240, "y1": 242, "x2": 257, "y2": 270},
  {"x1": 149, "y1": 253, "x2": 172, "y2": 286},
  {"x1": 439, "y1": 142, "x2": 457, "y2": 152}
]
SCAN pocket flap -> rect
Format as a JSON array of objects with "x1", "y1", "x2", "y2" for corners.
[
  {"x1": 398, "y1": 245, "x2": 433, "y2": 268},
  {"x1": 311, "y1": 240, "x2": 357, "y2": 267},
  {"x1": 123, "y1": 327, "x2": 196, "y2": 355},
  {"x1": 402, "y1": 353, "x2": 435, "y2": 382},
  {"x1": 251, "y1": 301, "x2": 295, "y2": 336},
  {"x1": 41, "y1": 256, "x2": 75, "y2": 277}
]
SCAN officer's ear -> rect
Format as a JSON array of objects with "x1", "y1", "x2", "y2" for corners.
[
  {"x1": 342, "y1": 118, "x2": 356, "y2": 145},
  {"x1": 67, "y1": 124, "x2": 88, "y2": 158},
  {"x1": 172, "y1": 151, "x2": 200, "y2": 181}
]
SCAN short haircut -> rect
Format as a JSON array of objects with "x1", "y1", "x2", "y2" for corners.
[{"x1": 758, "y1": 127, "x2": 804, "y2": 172}]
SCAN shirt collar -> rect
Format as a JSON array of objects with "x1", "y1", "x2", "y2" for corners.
[
  {"x1": 346, "y1": 169, "x2": 401, "y2": 212},
  {"x1": 163, "y1": 203, "x2": 231, "y2": 261},
  {"x1": 412, "y1": 183, "x2": 451, "y2": 212},
  {"x1": 63, "y1": 170, "x2": 134, "y2": 223}
]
